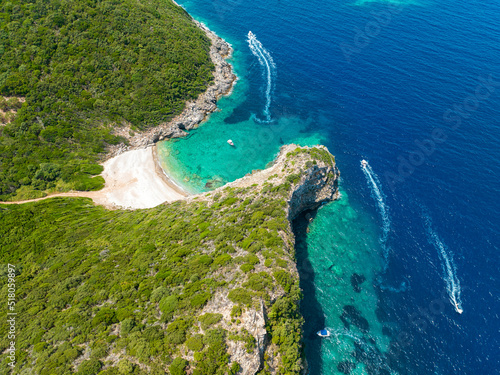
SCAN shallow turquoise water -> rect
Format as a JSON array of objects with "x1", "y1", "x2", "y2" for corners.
[
  {"x1": 296, "y1": 189, "x2": 395, "y2": 374},
  {"x1": 157, "y1": 39, "x2": 326, "y2": 194},
  {"x1": 159, "y1": 0, "x2": 500, "y2": 373}
]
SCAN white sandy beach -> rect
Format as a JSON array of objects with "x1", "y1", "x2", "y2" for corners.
[
  {"x1": 93, "y1": 147, "x2": 187, "y2": 209},
  {"x1": 0, "y1": 147, "x2": 188, "y2": 209}
]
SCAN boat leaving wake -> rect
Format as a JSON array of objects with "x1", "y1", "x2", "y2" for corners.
[
  {"x1": 361, "y1": 160, "x2": 408, "y2": 292},
  {"x1": 361, "y1": 160, "x2": 391, "y2": 272},
  {"x1": 423, "y1": 213, "x2": 464, "y2": 314},
  {"x1": 247, "y1": 31, "x2": 276, "y2": 123}
]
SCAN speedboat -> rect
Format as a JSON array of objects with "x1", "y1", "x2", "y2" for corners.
[
  {"x1": 361, "y1": 160, "x2": 368, "y2": 167},
  {"x1": 227, "y1": 139, "x2": 235, "y2": 146},
  {"x1": 317, "y1": 329, "x2": 330, "y2": 337}
]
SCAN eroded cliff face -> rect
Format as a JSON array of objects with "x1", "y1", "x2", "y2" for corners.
[{"x1": 188, "y1": 144, "x2": 339, "y2": 374}]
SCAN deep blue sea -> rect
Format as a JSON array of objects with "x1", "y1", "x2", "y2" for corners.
[{"x1": 163, "y1": 0, "x2": 500, "y2": 373}]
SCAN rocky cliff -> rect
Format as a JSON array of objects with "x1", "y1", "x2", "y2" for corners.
[{"x1": 186, "y1": 144, "x2": 339, "y2": 374}]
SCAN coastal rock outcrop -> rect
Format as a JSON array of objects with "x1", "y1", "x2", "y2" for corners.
[
  {"x1": 108, "y1": 21, "x2": 236, "y2": 157},
  {"x1": 188, "y1": 144, "x2": 339, "y2": 374},
  {"x1": 198, "y1": 144, "x2": 340, "y2": 217}
]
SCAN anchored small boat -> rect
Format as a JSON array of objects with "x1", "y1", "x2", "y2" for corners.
[
  {"x1": 317, "y1": 329, "x2": 330, "y2": 338},
  {"x1": 227, "y1": 139, "x2": 235, "y2": 146}
]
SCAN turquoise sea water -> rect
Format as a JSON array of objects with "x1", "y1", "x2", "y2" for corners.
[
  {"x1": 160, "y1": 0, "x2": 500, "y2": 373},
  {"x1": 156, "y1": 35, "x2": 325, "y2": 193},
  {"x1": 295, "y1": 190, "x2": 396, "y2": 375}
]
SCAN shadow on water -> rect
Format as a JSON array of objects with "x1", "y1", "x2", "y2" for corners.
[{"x1": 293, "y1": 210, "x2": 324, "y2": 375}]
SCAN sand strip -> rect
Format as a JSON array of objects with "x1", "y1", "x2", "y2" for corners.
[{"x1": 1, "y1": 147, "x2": 188, "y2": 209}]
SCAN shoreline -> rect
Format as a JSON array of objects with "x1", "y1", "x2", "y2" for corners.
[
  {"x1": 2, "y1": 6, "x2": 236, "y2": 210},
  {"x1": 107, "y1": 19, "x2": 237, "y2": 158},
  {"x1": 151, "y1": 145, "x2": 190, "y2": 197}
]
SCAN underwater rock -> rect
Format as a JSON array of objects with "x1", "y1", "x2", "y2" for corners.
[
  {"x1": 337, "y1": 361, "x2": 356, "y2": 374},
  {"x1": 382, "y1": 326, "x2": 392, "y2": 337},
  {"x1": 350, "y1": 273, "x2": 366, "y2": 293},
  {"x1": 341, "y1": 305, "x2": 370, "y2": 333},
  {"x1": 205, "y1": 177, "x2": 225, "y2": 189}
]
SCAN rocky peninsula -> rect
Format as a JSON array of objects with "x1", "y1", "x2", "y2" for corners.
[{"x1": 0, "y1": 144, "x2": 339, "y2": 375}]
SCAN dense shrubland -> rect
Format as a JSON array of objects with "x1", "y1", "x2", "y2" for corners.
[
  {"x1": 0, "y1": 0, "x2": 214, "y2": 199},
  {"x1": 0, "y1": 177, "x2": 308, "y2": 374}
]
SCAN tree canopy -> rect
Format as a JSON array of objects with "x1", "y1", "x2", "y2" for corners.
[{"x1": 0, "y1": 0, "x2": 214, "y2": 199}]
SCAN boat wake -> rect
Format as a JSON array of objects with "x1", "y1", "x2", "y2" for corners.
[
  {"x1": 327, "y1": 327, "x2": 365, "y2": 344},
  {"x1": 423, "y1": 213, "x2": 464, "y2": 314},
  {"x1": 247, "y1": 31, "x2": 276, "y2": 123},
  {"x1": 361, "y1": 160, "x2": 391, "y2": 272},
  {"x1": 326, "y1": 327, "x2": 394, "y2": 373},
  {"x1": 361, "y1": 160, "x2": 408, "y2": 293}
]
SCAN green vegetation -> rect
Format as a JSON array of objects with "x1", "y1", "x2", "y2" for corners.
[
  {"x1": 266, "y1": 285, "x2": 304, "y2": 374},
  {"x1": 0, "y1": 138, "x2": 336, "y2": 373},
  {"x1": 0, "y1": 0, "x2": 214, "y2": 199},
  {"x1": 169, "y1": 358, "x2": 188, "y2": 375},
  {"x1": 198, "y1": 313, "x2": 223, "y2": 330},
  {"x1": 186, "y1": 334, "x2": 204, "y2": 352},
  {"x1": 286, "y1": 146, "x2": 334, "y2": 164},
  {"x1": 0, "y1": 181, "x2": 306, "y2": 373},
  {"x1": 228, "y1": 288, "x2": 254, "y2": 307}
]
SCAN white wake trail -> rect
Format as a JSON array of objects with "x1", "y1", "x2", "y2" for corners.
[
  {"x1": 361, "y1": 161, "x2": 391, "y2": 271},
  {"x1": 247, "y1": 31, "x2": 276, "y2": 123},
  {"x1": 423, "y1": 214, "x2": 463, "y2": 314}
]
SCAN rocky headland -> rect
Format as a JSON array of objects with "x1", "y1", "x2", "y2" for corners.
[
  {"x1": 182, "y1": 144, "x2": 340, "y2": 374},
  {"x1": 0, "y1": 144, "x2": 339, "y2": 375}
]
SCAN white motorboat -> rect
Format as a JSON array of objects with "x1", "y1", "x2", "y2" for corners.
[{"x1": 317, "y1": 329, "x2": 330, "y2": 337}]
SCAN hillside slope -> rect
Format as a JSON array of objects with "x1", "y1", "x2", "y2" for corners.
[
  {"x1": 0, "y1": 0, "x2": 215, "y2": 199},
  {"x1": 0, "y1": 145, "x2": 339, "y2": 375}
]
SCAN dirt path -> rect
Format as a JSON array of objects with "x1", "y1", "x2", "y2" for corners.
[
  {"x1": 0, "y1": 192, "x2": 99, "y2": 205},
  {"x1": 0, "y1": 147, "x2": 188, "y2": 210}
]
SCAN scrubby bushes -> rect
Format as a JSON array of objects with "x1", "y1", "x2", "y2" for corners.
[
  {"x1": 166, "y1": 319, "x2": 190, "y2": 345},
  {"x1": 193, "y1": 329, "x2": 230, "y2": 375},
  {"x1": 169, "y1": 358, "x2": 189, "y2": 375},
  {"x1": 186, "y1": 334, "x2": 205, "y2": 352},
  {"x1": 77, "y1": 359, "x2": 103, "y2": 375},
  {"x1": 92, "y1": 308, "x2": 118, "y2": 327},
  {"x1": 199, "y1": 313, "x2": 223, "y2": 330},
  {"x1": 228, "y1": 288, "x2": 253, "y2": 306},
  {"x1": 0, "y1": 143, "x2": 336, "y2": 373},
  {"x1": 160, "y1": 295, "x2": 178, "y2": 321},
  {"x1": 266, "y1": 285, "x2": 304, "y2": 374},
  {"x1": 0, "y1": 0, "x2": 214, "y2": 199}
]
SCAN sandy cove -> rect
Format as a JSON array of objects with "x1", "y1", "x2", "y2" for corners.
[
  {"x1": 1, "y1": 19, "x2": 236, "y2": 210},
  {"x1": 93, "y1": 146, "x2": 188, "y2": 209},
  {"x1": 0, "y1": 147, "x2": 187, "y2": 209}
]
